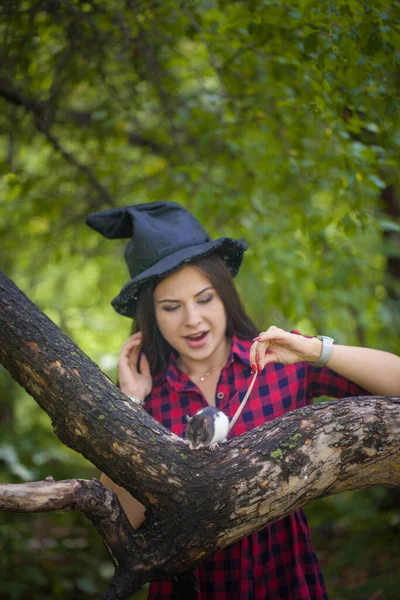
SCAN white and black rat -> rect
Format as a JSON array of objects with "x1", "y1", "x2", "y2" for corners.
[
  {"x1": 186, "y1": 406, "x2": 229, "y2": 450},
  {"x1": 186, "y1": 372, "x2": 258, "y2": 450}
]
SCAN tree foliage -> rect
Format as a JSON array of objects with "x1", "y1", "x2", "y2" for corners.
[{"x1": 1, "y1": 0, "x2": 399, "y2": 350}]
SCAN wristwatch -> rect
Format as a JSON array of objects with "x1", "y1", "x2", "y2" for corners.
[{"x1": 311, "y1": 335, "x2": 334, "y2": 367}]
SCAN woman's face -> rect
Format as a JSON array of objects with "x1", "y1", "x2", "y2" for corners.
[{"x1": 153, "y1": 265, "x2": 228, "y2": 364}]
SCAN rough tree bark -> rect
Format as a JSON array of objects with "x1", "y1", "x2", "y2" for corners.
[{"x1": 1, "y1": 269, "x2": 400, "y2": 600}]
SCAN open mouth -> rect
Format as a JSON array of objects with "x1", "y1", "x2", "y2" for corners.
[{"x1": 185, "y1": 332, "x2": 208, "y2": 341}]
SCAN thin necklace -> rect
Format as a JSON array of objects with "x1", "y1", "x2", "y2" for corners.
[{"x1": 179, "y1": 361, "x2": 226, "y2": 382}]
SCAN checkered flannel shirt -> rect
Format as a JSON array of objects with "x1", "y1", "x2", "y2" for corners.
[{"x1": 144, "y1": 335, "x2": 367, "y2": 599}]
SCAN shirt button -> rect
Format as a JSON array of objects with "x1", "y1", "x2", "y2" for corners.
[{"x1": 217, "y1": 392, "x2": 224, "y2": 400}]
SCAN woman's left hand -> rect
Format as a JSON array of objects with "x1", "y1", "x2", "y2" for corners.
[{"x1": 250, "y1": 326, "x2": 321, "y2": 373}]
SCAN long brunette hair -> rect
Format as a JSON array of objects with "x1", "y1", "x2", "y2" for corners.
[{"x1": 134, "y1": 253, "x2": 258, "y2": 376}]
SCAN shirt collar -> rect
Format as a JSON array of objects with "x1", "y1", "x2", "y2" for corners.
[
  {"x1": 230, "y1": 334, "x2": 251, "y2": 366},
  {"x1": 165, "y1": 350, "x2": 195, "y2": 392}
]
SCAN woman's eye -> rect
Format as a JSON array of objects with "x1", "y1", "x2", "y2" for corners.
[
  {"x1": 163, "y1": 305, "x2": 179, "y2": 312},
  {"x1": 198, "y1": 295, "x2": 213, "y2": 305}
]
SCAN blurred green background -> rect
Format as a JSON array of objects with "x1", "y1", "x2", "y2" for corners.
[{"x1": 0, "y1": 0, "x2": 399, "y2": 598}]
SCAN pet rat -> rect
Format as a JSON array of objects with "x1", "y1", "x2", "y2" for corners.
[
  {"x1": 186, "y1": 372, "x2": 258, "y2": 450},
  {"x1": 186, "y1": 406, "x2": 229, "y2": 450}
]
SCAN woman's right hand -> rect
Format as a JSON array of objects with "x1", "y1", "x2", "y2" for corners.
[{"x1": 117, "y1": 331, "x2": 152, "y2": 401}]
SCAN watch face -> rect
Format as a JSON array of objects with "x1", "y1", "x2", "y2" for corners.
[{"x1": 318, "y1": 335, "x2": 334, "y2": 342}]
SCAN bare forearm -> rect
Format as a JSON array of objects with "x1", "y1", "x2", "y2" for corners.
[
  {"x1": 252, "y1": 328, "x2": 400, "y2": 396},
  {"x1": 321, "y1": 343, "x2": 400, "y2": 396}
]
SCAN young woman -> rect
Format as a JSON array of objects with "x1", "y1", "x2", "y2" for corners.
[{"x1": 87, "y1": 202, "x2": 400, "y2": 600}]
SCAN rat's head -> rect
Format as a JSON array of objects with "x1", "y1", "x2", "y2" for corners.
[{"x1": 186, "y1": 413, "x2": 214, "y2": 449}]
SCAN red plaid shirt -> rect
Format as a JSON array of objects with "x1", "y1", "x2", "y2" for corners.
[{"x1": 144, "y1": 335, "x2": 367, "y2": 599}]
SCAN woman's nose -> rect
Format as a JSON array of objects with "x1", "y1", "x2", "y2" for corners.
[{"x1": 184, "y1": 305, "x2": 202, "y2": 326}]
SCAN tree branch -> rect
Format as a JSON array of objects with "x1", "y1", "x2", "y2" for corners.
[
  {"x1": 1, "y1": 267, "x2": 400, "y2": 599},
  {"x1": 0, "y1": 477, "x2": 147, "y2": 599},
  {"x1": 0, "y1": 477, "x2": 132, "y2": 562}
]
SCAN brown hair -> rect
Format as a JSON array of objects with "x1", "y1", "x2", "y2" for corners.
[{"x1": 134, "y1": 253, "x2": 259, "y2": 376}]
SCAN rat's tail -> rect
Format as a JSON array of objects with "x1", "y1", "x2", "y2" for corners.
[{"x1": 228, "y1": 371, "x2": 258, "y2": 432}]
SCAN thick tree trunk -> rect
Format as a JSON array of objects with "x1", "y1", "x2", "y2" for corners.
[{"x1": 1, "y1": 269, "x2": 400, "y2": 599}]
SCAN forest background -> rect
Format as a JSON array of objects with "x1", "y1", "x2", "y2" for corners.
[{"x1": 0, "y1": 0, "x2": 399, "y2": 599}]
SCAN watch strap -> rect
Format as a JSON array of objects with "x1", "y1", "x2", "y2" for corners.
[{"x1": 312, "y1": 335, "x2": 334, "y2": 367}]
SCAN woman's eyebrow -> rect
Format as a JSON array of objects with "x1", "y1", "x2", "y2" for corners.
[
  {"x1": 194, "y1": 286, "x2": 214, "y2": 298},
  {"x1": 157, "y1": 286, "x2": 214, "y2": 304}
]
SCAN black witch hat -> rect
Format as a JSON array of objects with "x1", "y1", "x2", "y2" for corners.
[{"x1": 86, "y1": 201, "x2": 247, "y2": 317}]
